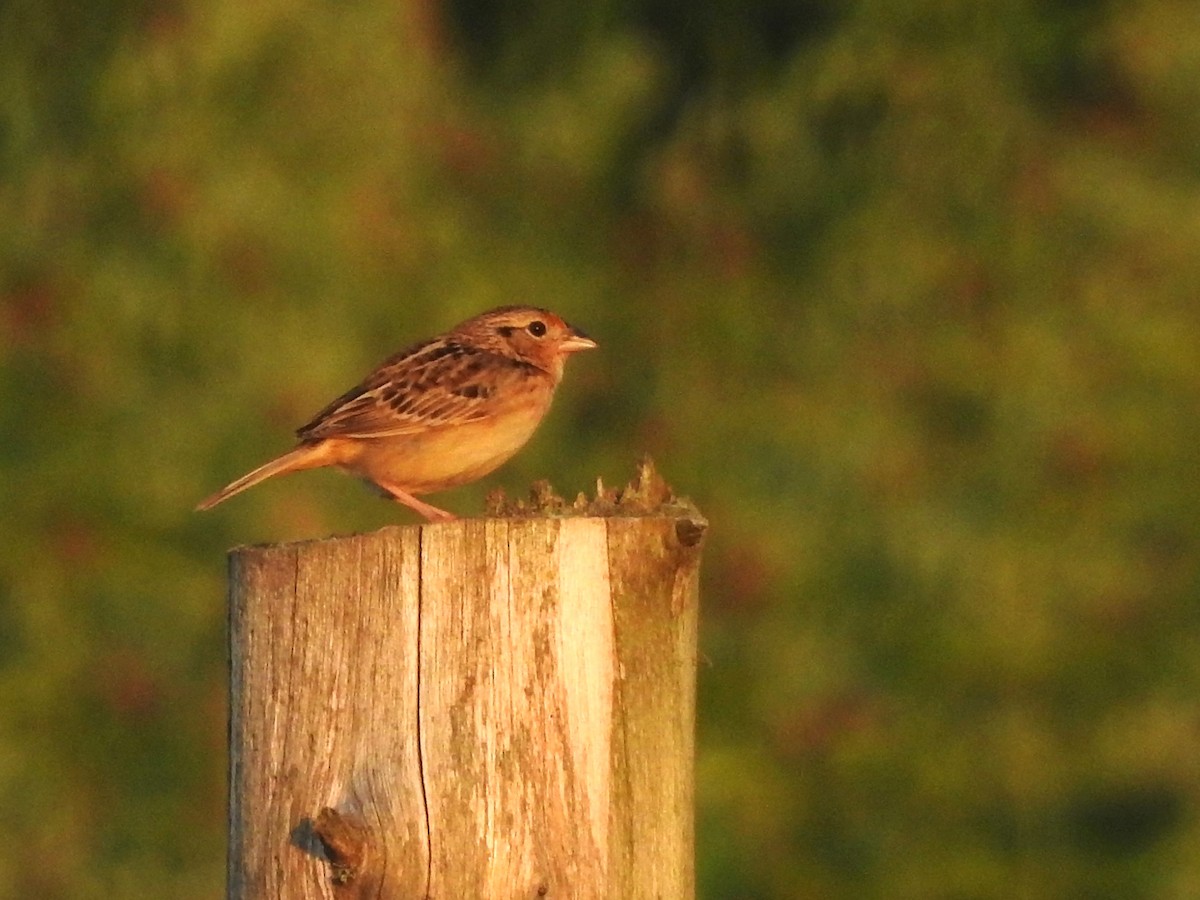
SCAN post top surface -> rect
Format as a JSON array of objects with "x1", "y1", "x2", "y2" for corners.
[{"x1": 229, "y1": 457, "x2": 706, "y2": 556}]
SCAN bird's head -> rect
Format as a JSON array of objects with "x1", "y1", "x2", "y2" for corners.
[{"x1": 457, "y1": 306, "x2": 596, "y2": 381}]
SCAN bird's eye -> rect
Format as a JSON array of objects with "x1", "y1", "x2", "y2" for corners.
[{"x1": 527, "y1": 320, "x2": 547, "y2": 337}]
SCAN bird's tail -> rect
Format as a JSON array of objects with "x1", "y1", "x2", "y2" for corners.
[{"x1": 195, "y1": 443, "x2": 332, "y2": 511}]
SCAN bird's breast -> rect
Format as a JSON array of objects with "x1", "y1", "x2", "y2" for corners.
[{"x1": 339, "y1": 399, "x2": 552, "y2": 494}]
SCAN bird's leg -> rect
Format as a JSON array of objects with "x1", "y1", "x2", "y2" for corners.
[{"x1": 374, "y1": 479, "x2": 457, "y2": 522}]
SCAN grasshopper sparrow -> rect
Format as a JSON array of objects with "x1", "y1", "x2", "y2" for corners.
[{"x1": 196, "y1": 306, "x2": 596, "y2": 521}]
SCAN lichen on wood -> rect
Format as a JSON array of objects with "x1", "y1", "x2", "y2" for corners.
[{"x1": 485, "y1": 455, "x2": 703, "y2": 522}]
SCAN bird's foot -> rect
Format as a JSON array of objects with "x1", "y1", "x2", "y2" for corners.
[{"x1": 376, "y1": 481, "x2": 457, "y2": 522}]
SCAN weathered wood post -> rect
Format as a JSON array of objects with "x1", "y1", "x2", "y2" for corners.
[{"x1": 227, "y1": 462, "x2": 706, "y2": 899}]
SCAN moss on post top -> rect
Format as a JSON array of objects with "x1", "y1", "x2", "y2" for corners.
[
  {"x1": 233, "y1": 458, "x2": 705, "y2": 556},
  {"x1": 486, "y1": 456, "x2": 703, "y2": 523}
]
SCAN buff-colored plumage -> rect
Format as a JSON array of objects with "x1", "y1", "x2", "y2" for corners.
[{"x1": 196, "y1": 306, "x2": 595, "y2": 521}]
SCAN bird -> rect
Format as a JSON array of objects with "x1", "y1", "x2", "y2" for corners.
[{"x1": 196, "y1": 305, "x2": 596, "y2": 521}]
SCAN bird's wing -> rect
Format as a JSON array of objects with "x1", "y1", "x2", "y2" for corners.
[{"x1": 296, "y1": 339, "x2": 542, "y2": 441}]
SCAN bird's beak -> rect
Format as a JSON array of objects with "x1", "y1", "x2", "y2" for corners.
[{"x1": 560, "y1": 327, "x2": 597, "y2": 354}]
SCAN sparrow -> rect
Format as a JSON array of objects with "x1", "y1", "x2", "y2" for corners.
[{"x1": 196, "y1": 306, "x2": 596, "y2": 521}]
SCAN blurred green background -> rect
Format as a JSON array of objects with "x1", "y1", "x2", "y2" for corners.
[{"x1": 3, "y1": 0, "x2": 1200, "y2": 896}]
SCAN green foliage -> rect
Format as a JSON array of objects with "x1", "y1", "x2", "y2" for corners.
[{"x1": 2, "y1": 0, "x2": 1199, "y2": 896}]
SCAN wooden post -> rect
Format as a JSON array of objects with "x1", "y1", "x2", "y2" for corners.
[{"x1": 227, "y1": 463, "x2": 706, "y2": 899}]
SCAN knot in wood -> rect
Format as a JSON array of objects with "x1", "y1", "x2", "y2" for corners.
[{"x1": 313, "y1": 807, "x2": 370, "y2": 887}]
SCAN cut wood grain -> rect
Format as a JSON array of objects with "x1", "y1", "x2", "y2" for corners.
[{"x1": 227, "y1": 469, "x2": 705, "y2": 899}]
